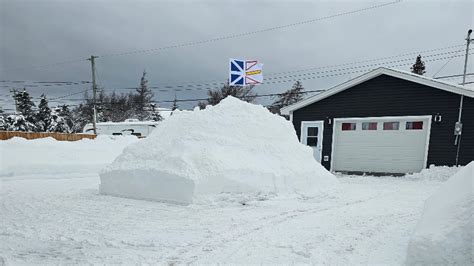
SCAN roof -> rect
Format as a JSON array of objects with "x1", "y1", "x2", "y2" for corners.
[{"x1": 281, "y1": 67, "x2": 474, "y2": 115}]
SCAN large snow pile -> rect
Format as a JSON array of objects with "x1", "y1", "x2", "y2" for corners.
[
  {"x1": 100, "y1": 97, "x2": 338, "y2": 204},
  {"x1": 0, "y1": 135, "x2": 138, "y2": 177},
  {"x1": 406, "y1": 161, "x2": 473, "y2": 265}
]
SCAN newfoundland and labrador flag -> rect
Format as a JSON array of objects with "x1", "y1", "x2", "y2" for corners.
[{"x1": 229, "y1": 59, "x2": 263, "y2": 86}]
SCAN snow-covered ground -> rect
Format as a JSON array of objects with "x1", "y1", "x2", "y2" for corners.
[{"x1": 0, "y1": 136, "x2": 461, "y2": 264}]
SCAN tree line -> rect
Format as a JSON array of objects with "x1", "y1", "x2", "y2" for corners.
[
  {"x1": 0, "y1": 71, "x2": 163, "y2": 133},
  {"x1": 0, "y1": 79, "x2": 302, "y2": 133}
]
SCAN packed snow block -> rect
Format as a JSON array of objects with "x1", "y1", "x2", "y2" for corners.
[
  {"x1": 100, "y1": 169, "x2": 195, "y2": 204},
  {"x1": 406, "y1": 161, "x2": 473, "y2": 265},
  {"x1": 100, "y1": 96, "x2": 338, "y2": 204}
]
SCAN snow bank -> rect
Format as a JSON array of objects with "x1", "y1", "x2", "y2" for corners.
[
  {"x1": 100, "y1": 97, "x2": 338, "y2": 204},
  {"x1": 403, "y1": 165, "x2": 462, "y2": 181},
  {"x1": 406, "y1": 161, "x2": 473, "y2": 265},
  {"x1": 0, "y1": 135, "x2": 139, "y2": 177}
]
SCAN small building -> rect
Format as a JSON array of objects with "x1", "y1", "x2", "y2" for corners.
[
  {"x1": 83, "y1": 119, "x2": 159, "y2": 137},
  {"x1": 281, "y1": 67, "x2": 474, "y2": 174},
  {"x1": 83, "y1": 108, "x2": 173, "y2": 137}
]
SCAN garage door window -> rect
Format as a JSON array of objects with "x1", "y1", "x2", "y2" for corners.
[
  {"x1": 383, "y1": 122, "x2": 399, "y2": 130},
  {"x1": 362, "y1": 122, "x2": 377, "y2": 130},
  {"x1": 406, "y1": 121, "x2": 423, "y2": 130},
  {"x1": 342, "y1": 123, "x2": 356, "y2": 131}
]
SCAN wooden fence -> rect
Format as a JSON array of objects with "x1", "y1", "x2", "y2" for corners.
[{"x1": 0, "y1": 131, "x2": 96, "y2": 141}]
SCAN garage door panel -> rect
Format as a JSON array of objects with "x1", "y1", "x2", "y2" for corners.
[
  {"x1": 336, "y1": 151, "x2": 425, "y2": 160},
  {"x1": 332, "y1": 116, "x2": 431, "y2": 173},
  {"x1": 336, "y1": 146, "x2": 425, "y2": 156},
  {"x1": 336, "y1": 159, "x2": 424, "y2": 173}
]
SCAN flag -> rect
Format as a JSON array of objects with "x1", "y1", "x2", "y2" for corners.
[{"x1": 229, "y1": 59, "x2": 263, "y2": 86}]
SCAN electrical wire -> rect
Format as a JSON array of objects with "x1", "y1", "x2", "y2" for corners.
[
  {"x1": 98, "y1": 1, "x2": 402, "y2": 58},
  {"x1": 38, "y1": 51, "x2": 472, "y2": 107},
  {"x1": 0, "y1": 45, "x2": 466, "y2": 93},
  {"x1": 3, "y1": 50, "x2": 470, "y2": 106}
]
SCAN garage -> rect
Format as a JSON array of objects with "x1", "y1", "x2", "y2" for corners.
[
  {"x1": 281, "y1": 68, "x2": 474, "y2": 173},
  {"x1": 331, "y1": 116, "x2": 431, "y2": 173}
]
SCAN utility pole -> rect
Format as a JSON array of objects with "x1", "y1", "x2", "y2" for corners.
[
  {"x1": 454, "y1": 29, "x2": 472, "y2": 166},
  {"x1": 87, "y1": 55, "x2": 99, "y2": 135}
]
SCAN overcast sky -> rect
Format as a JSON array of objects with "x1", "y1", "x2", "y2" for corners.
[{"x1": 1, "y1": 0, "x2": 473, "y2": 111}]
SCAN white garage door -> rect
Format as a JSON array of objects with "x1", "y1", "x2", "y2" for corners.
[{"x1": 332, "y1": 116, "x2": 431, "y2": 174}]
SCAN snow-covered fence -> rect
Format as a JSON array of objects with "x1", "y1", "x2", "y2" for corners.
[{"x1": 0, "y1": 131, "x2": 96, "y2": 141}]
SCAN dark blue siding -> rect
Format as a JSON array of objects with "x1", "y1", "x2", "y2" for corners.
[{"x1": 292, "y1": 74, "x2": 474, "y2": 170}]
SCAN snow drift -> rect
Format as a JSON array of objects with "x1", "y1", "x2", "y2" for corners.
[
  {"x1": 0, "y1": 135, "x2": 138, "y2": 177},
  {"x1": 100, "y1": 96, "x2": 338, "y2": 204},
  {"x1": 406, "y1": 161, "x2": 473, "y2": 265}
]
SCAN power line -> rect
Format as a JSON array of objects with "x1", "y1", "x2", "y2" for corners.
[
  {"x1": 266, "y1": 45, "x2": 465, "y2": 77},
  {"x1": 49, "y1": 89, "x2": 92, "y2": 101},
  {"x1": 434, "y1": 73, "x2": 474, "y2": 79},
  {"x1": 41, "y1": 52, "x2": 472, "y2": 106},
  {"x1": 97, "y1": 47, "x2": 471, "y2": 91},
  {"x1": 9, "y1": 51, "x2": 472, "y2": 107},
  {"x1": 83, "y1": 90, "x2": 327, "y2": 109},
  {"x1": 109, "y1": 43, "x2": 464, "y2": 88},
  {"x1": 264, "y1": 49, "x2": 469, "y2": 81},
  {"x1": 92, "y1": 50, "x2": 470, "y2": 93},
  {"x1": 3, "y1": 49, "x2": 469, "y2": 106},
  {"x1": 0, "y1": 44, "x2": 465, "y2": 92},
  {"x1": 98, "y1": 0, "x2": 402, "y2": 58}
]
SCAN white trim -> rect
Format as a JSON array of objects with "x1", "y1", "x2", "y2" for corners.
[
  {"x1": 281, "y1": 67, "x2": 474, "y2": 115},
  {"x1": 300, "y1": 120, "x2": 324, "y2": 163},
  {"x1": 330, "y1": 115, "x2": 432, "y2": 173},
  {"x1": 289, "y1": 111, "x2": 293, "y2": 123},
  {"x1": 424, "y1": 116, "x2": 433, "y2": 169},
  {"x1": 332, "y1": 115, "x2": 432, "y2": 121},
  {"x1": 330, "y1": 119, "x2": 336, "y2": 172}
]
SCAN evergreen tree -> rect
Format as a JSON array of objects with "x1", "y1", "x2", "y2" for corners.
[
  {"x1": 411, "y1": 55, "x2": 426, "y2": 75},
  {"x1": 134, "y1": 70, "x2": 155, "y2": 120},
  {"x1": 58, "y1": 104, "x2": 74, "y2": 130},
  {"x1": 48, "y1": 107, "x2": 71, "y2": 133},
  {"x1": 5, "y1": 114, "x2": 35, "y2": 132},
  {"x1": 36, "y1": 94, "x2": 51, "y2": 132},
  {"x1": 149, "y1": 103, "x2": 163, "y2": 121},
  {"x1": 11, "y1": 89, "x2": 37, "y2": 130},
  {"x1": 71, "y1": 91, "x2": 94, "y2": 132},
  {"x1": 171, "y1": 94, "x2": 179, "y2": 111},
  {"x1": 0, "y1": 107, "x2": 6, "y2": 130},
  {"x1": 71, "y1": 103, "x2": 91, "y2": 133},
  {"x1": 269, "y1": 81, "x2": 304, "y2": 116}
]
